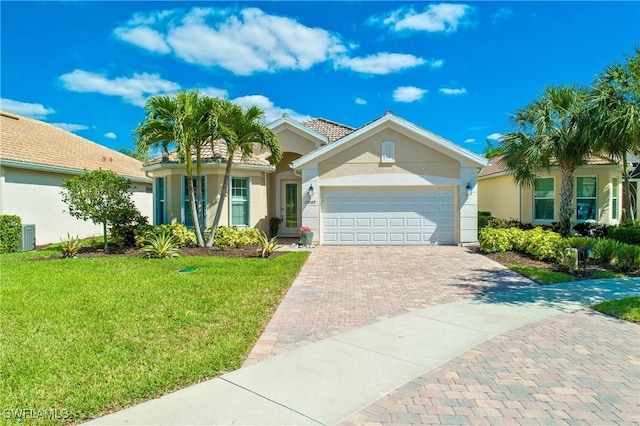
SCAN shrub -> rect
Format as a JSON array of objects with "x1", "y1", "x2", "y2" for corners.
[
  {"x1": 479, "y1": 228, "x2": 513, "y2": 253},
  {"x1": 136, "y1": 224, "x2": 196, "y2": 248},
  {"x1": 478, "y1": 211, "x2": 492, "y2": 229},
  {"x1": 592, "y1": 239, "x2": 621, "y2": 265},
  {"x1": 60, "y1": 233, "x2": 82, "y2": 258},
  {"x1": 213, "y1": 226, "x2": 261, "y2": 249},
  {"x1": 0, "y1": 215, "x2": 22, "y2": 253},
  {"x1": 615, "y1": 244, "x2": 640, "y2": 273},
  {"x1": 140, "y1": 232, "x2": 181, "y2": 258},
  {"x1": 257, "y1": 231, "x2": 281, "y2": 258},
  {"x1": 572, "y1": 222, "x2": 609, "y2": 238},
  {"x1": 609, "y1": 226, "x2": 640, "y2": 245},
  {"x1": 109, "y1": 208, "x2": 148, "y2": 247},
  {"x1": 522, "y1": 228, "x2": 568, "y2": 261},
  {"x1": 566, "y1": 236, "x2": 595, "y2": 249},
  {"x1": 269, "y1": 217, "x2": 283, "y2": 238}
]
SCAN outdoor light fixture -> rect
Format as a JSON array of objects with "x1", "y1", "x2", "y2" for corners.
[
  {"x1": 308, "y1": 184, "x2": 314, "y2": 197},
  {"x1": 466, "y1": 182, "x2": 473, "y2": 196}
]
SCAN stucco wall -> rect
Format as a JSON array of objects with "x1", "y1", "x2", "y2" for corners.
[
  {"x1": 478, "y1": 175, "x2": 521, "y2": 220},
  {"x1": 276, "y1": 129, "x2": 319, "y2": 155},
  {"x1": 318, "y1": 128, "x2": 460, "y2": 180},
  {"x1": 1, "y1": 166, "x2": 152, "y2": 245}
]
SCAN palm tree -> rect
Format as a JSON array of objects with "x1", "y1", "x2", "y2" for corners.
[
  {"x1": 205, "y1": 100, "x2": 283, "y2": 247},
  {"x1": 587, "y1": 48, "x2": 640, "y2": 223},
  {"x1": 134, "y1": 90, "x2": 214, "y2": 246},
  {"x1": 118, "y1": 147, "x2": 149, "y2": 162},
  {"x1": 501, "y1": 85, "x2": 594, "y2": 237}
]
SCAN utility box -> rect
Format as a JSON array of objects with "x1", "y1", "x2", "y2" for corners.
[{"x1": 20, "y1": 224, "x2": 36, "y2": 251}]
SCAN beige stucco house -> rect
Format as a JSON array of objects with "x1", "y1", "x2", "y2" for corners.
[
  {"x1": 144, "y1": 112, "x2": 488, "y2": 245},
  {"x1": 478, "y1": 154, "x2": 639, "y2": 226},
  {"x1": 0, "y1": 111, "x2": 152, "y2": 245}
]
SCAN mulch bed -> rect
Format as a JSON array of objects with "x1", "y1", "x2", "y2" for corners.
[{"x1": 38, "y1": 245, "x2": 284, "y2": 260}]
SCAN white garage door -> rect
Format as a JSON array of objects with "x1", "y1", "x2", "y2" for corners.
[{"x1": 321, "y1": 187, "x2": 456, "y2": 245}]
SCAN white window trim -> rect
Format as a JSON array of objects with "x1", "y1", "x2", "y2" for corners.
[
  {"x1": 533, "y1": 177, "x2": 555, "y2": 222},
  {"x1": 381, "y1": 141, "x2": 395, "y2": 164},
  {"x1": 575, "y1": 176, "x2": 597, "y2": 222},
  {"x1": 229, "y1": 176, "x2": 251, "y2": 227},
  {"x1": 181, "y1": 176, "x2": 207, "y2": 226},
  {"x1": 611, "y1": 177, "x2": 619, "y2": 224}
]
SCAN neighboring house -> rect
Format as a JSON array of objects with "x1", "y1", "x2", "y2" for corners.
[
  {"x1": 478, "y1": 154, "x2": 639, "y2": 226},
  {"x1": 144, "y1": 112, "x2": 488, "y2": 245},
  {"x1": 0, "y1": 111, "x2": 152, "y2": 245}
]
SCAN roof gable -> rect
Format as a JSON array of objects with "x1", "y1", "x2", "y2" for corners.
[
  {"x1": 0, "y1": 111, "x2": 148, "y2": 181},
  {"x1": 267, "y1": 115, "x2": 327, "y2": 145},
  {"x1": 292, "y1": 113, "x2": 487, "y2": 169}
]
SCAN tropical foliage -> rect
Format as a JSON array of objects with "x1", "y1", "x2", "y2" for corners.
[{"x1": 140, "y1": 231, "x2": 182, "y2": 258}]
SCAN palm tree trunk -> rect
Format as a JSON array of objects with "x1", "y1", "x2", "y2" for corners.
[
  {"x1": 187, "y1": 176, "x2": 205, "y2": 247},
  {"x1": 559, "y1": 166, "x2": 575, "y2": 237},
  {"x1": 621, "y1": 152, "x2": 633, "y2": 223},
  {"x1": 206, "y1": 157, "x2": 234, "y2": 247}
]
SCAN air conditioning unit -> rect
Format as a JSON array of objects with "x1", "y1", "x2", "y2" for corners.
[{"x1": 20, "y1": 224, "x2": 36, "y2": 251}]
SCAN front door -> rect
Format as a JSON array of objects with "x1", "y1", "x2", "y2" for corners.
[{"x1": 281, "y1": 181, "x2": 301, "y2": 236}]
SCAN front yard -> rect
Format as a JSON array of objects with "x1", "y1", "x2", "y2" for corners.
[{"x1": 0, "y1": 251, "x2": 308, "y2": 425}]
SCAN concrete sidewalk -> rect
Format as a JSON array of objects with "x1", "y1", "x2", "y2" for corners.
[{"x1": 86, "y1": 278, "x2": 640, "y2": 425}]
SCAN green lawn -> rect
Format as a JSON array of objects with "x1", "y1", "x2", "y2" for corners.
[
  {"x1": 0, "y1": 251, "x2": 308, "y2": 425},
  {"x1": 508, "y1": 264, "x2": 575, "y2": 284},
  {"x1": 592, "y1": 296, "x2": 640, "y2": 323}
]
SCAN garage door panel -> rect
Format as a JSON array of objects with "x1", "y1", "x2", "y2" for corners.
[{"x1": 322, "y1": 187, "x2": 456, "y2": 245}]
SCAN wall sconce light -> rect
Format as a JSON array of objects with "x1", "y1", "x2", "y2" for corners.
[
  {"x1": 308, "y1": 184, "x2": 314, "y2": 197},
  {"x1": 466, "y1": 182, "x2": 473, "y2": 196}
]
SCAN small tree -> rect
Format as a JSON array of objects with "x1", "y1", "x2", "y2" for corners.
[{"x1": 61, "y1": 169, "x2": 138, "y2": 250}]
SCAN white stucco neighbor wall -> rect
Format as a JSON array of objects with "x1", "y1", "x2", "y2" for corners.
[
  {"x1": 0, "y1": 166, "x2": 152, "y2": 245},
  {"x1": 300, "y1": 167, "x2": 319, "y2": 244},
  {"x1": 459, "y1": 166, "x2": 479, "y2": 245}
]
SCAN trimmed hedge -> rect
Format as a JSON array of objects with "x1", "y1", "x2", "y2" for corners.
[
  {"x1": 479, "y1": 226, "x2": 568, "y2": 261},
  {"x1": 609, "y1": 226, "x2": 640, "y2": 245},
  {"x1": 0, "y1": 215, "x2": 22, "y2": 253}
]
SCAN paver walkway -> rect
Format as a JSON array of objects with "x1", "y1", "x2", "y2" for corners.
[{"x1": 245, "y1": 246, "x2": 533, "y2": 365}]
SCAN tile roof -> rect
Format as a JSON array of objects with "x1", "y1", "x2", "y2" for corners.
[
  {"x1": 0, "y1": 111, "x2": 148, "y2": 180},
  {"x1": 479, "y1": 154, "x2": 620, "y2": 178},
  {"x1": 146, "y1": 139, "x2": 272, "y2": 167},
  {"x1": 301, "y1": 118, "x2": 355, "y2": 143}
]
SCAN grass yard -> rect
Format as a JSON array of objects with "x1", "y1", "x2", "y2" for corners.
[
  {"x1": 592, "y1": 296, "x2": 640, "y2": 323},
  {"x1": 0, "y1": 251, "x2": 308, "y2": 425},
  {"x1": 508, "y1": 264, "x2": 575, "y2": 284}
]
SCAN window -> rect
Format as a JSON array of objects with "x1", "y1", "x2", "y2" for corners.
[
  {"x1": 155, "y1": 177, "x2": 166, "y2": 225},
  {"x1": 576, "y1": 177, "x2": 597, "y2": 221},
  {"x1": 612, "y1": 177, "x2": 619, "y2": 222},
  {"x1": 183, "y1": 176, "x2": 206, "y2": 228},
  {"x1": 231, "y1": 177, "x2": 250, "y2": 226},
  {"x1": 534, "y1": 177, "x2": 554, "y2": 221},
  {"x1": 381, "y1": 141, "x2": 395, "y2": 163}
]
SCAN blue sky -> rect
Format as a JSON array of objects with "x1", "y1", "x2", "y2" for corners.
[{"x1": 1, "y1": 1, "x2": 638, "y2": 155}]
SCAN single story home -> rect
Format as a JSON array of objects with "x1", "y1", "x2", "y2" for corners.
[
  {"x1": 478, "y1": 154, "x2": 639, "y2": 225},
  {"x1": 143, "y1": 112, "x2": 488, "y2": 245},
  {"x1": 0, "y1": 111, "x2": 153, "y2": 245}
]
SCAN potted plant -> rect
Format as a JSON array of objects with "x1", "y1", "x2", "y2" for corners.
[{"x1": 299, "y1": 225, "x2": 313, "y2": 246}]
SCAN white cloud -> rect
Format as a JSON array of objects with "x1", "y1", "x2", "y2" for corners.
[
  {"x1": 232, "y1": 95, "x2": 311, "y2": 124},
  {"x1": 373, "y1": 3, "x2": 473, "y2": 33},
  {"x1": 335, "y1": 52, "x2": 427, "y2": 75},
  {"x1": 355, "y1": 97, "x2": 367, "y2": 105},
  {"x1": 492, "y1": 8, "x2": 513, "y2": 25},
  {"x1": 50, "y1": 123, "x2": 89, "y2": 132},
  {"x1": 59, "y1": 69, "x2": 181, "y2": 106},
  {"x1": 464, "y1": 138, "x2": 476, "y2": 143},
  {"x1": 104, "y1": 132, "x2": 117, "y2": 139},
  {"x1": 392, "y1": 86, "x2": 427, "y2": 103},
  {"x1": 116, "y1": 7, "x2": 346, "y2": 76},
  {"x1": 114, "y1": 26, "x2": 170, "y2": 54},
  {"x1": 198, "y1": 86, "x2": 229, "y2": 99},
  {"x1": 486, "y1": 133, "x2": 503, "y2": 141},
  {"x1": 439, "y1": 87, "x2": 467, "y2": 95},
  {"x1": 0, "y1": 98, "x2": 55, "y2": 119}
]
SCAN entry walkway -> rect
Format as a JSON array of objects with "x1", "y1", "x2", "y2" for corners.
[{"x1": 87, "y1": 278, "x2": 640, "y2": 425}]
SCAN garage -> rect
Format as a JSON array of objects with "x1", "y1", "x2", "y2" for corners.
[{"x1": 321, "y1": 187, "x2": 456, "y2": 245}]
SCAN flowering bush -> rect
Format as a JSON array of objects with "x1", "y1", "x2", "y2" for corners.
[{"x1": 299, "y1": 226, "x2": 312, "y2": 233}]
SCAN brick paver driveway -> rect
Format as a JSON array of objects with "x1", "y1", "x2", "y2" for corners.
[
  {"x1": 245, "y1": 246, "x2": 533, "y2": 365},
  {"x1": 245, "y1": 246, "x2": 640, "y2": 425}
]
